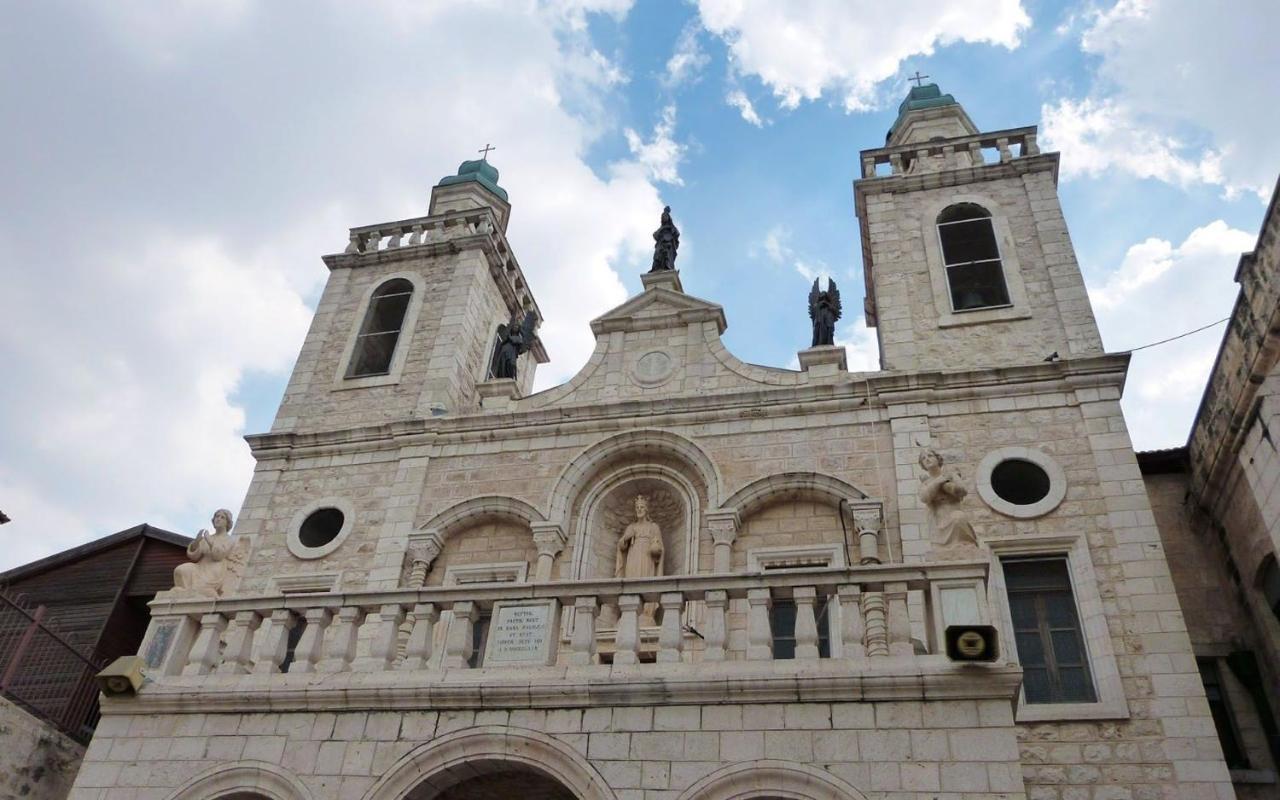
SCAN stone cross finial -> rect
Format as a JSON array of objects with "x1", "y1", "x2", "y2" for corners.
[
  {"x1": 478, "y1": 143, "x2": 496, "y2": 161},
  {"x1": 909, "y1": 70, "x2": 930, "y2": 88}
]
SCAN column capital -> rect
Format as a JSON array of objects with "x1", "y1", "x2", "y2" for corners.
[
  {"x1": 531, "y1": 522, "x2": 567, "y2": 556},
  {"x1": 406, "y1": 530, "x2": 444, "y2": 567}
]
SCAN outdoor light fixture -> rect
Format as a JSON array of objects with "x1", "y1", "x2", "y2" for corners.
[{"x1": 945, "y1": 624, "x2": 999, "y2": 662}]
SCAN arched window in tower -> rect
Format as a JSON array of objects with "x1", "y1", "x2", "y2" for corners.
[
  {"x1": 936, "y1": 203, "x2": 1011, "y2": 312},
  {"x1": 346, "y1": 278, "x2": 414, "y2": 378}
]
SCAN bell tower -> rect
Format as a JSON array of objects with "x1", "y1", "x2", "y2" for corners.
[
  {"x1": 854, "y1": 83, "x2": 1103, "y2": 371},
  {"x1": 268, "y1": 159, "x2": 547, "y2": 434}
]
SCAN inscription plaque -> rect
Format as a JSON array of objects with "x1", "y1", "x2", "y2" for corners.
[
  {"x1": 143, "y1": 621, "x2": 178, "y2": 668},
  {"x1": 483, "y1": 599, "x2": 559, "y2": 666}
]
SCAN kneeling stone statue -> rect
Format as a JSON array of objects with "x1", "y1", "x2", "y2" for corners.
[{"x1": 169, "y1": 508, "x2": 249, "y2": 597}]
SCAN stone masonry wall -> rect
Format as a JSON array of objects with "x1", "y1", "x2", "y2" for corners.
[
  {"x1": 0, "y1": 695, "x2": 85, "y2": 800},
  {"x1": 72, "y1": 700, "x2": 1024, "y2": 800}
]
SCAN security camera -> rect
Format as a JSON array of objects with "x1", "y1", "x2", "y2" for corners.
[
  {"x1": 945, "y1": 624, "x2": 999, "y2": 662},
  {"x1": 97, "y1": 656, "x2": 146, "y2": 696}
]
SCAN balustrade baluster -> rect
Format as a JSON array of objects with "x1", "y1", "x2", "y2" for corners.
[
  {"x1": 886, "y1": 581, "x2": 913, "y2": 656},
  {"x1": 398, "y1": 603, "x2": 439, "y2": 671},
  {"x1": 344, "y1": 232, "x2": 361, "y2": 254},
  {"x1": 657, "y1": 593, "x2": 684, "y2": 663},
  {"x1": 968, "y1": 141, "x2": 984, "y2": 166},
  {"x1": 289, "y1": 608, "x2": 332, "y2": 674},
  {"x1": 613, "y1": 595, "x2": 641, "y2": 665},
  {"x1": 1023, "y1": 132, "x2": 1039, "y2": 155},
  {"x1": 354, "y1": 603, "x2": 406, "y2": 672},
  {"x1": 703, "y1": 590, "x2": 727, "y2": 662},
  {"x1": 442, "y1": 601, "x2": 478, "y2": 669},
  {"x1": 889, "y1": 152, "x2": 904, "y2": 175},
  {"x1": 182, "y1": 613, "x2": 228, "y2": 676},
  {"x1": 363, "y1": 231, "x2": 381, "y2": 252},
  {"x1": 216, "y1": 610, "x2": 261, "y2": 675},
  {"x1": 568, "y1": 596, "x2": 598, "y2": 666},
  {"x1": 407, "y1": 224, "x2": 424, "y2": 245},
  {"x1": 997, "y1": 137, "x2": 1012, "y2": 163},
  {"x1": 861, "y1": 156, "x2": 876, "y2": 179},
  {"x1": 317, "y1": 606, "x2": 363, "y2": 673},
  {"x1": 746, "y1": 588, "x2": 773, "y2": 661},
  {"x1": 863, "y1": 592, "x2": 889, "y2": 657},
  {"x1": 836, "y1": 585, "x2": 865, "y2": 659},
  {"x1": 793, "y1": 587, "x2": 820, "y2": 661},
  {"x1": 252, "y1": 609, "x2": 294, "y2": 675}
]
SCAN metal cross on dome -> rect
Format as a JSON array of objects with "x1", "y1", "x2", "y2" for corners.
[
  {"x1": 478, "y1": 143, "x2": 496, "y2": 162},
  {"x1": 908, "y1": 71, "x2": 930, "y2": 88}
]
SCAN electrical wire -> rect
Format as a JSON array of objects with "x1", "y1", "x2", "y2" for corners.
[{"x1": 1123, "y1": 316, "x2": 1229, "y2": 353}]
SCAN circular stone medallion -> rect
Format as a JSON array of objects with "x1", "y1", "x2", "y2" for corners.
[{"x1": 632, "y1": 351, "x2": 674, "y2": 386}]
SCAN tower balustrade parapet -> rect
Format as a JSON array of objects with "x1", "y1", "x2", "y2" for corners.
[
  {"x1": 121, "y1": 561, "x2": 1019, "y2": 715},
  {"x1": 859, "y1": 125, "x2": 1044, "y2": 180}
]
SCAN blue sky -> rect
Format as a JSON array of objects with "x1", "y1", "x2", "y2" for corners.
[{"x1": 1, "y1": 0, "x2": 1277, "y2": 570}]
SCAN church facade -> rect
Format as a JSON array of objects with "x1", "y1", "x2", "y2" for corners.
[{"x1": 69, "y1": 86, "x2": 1239, "y2": 800}]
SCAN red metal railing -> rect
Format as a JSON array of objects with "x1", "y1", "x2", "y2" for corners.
[{"x1": 0, "y1": 588, "x2": 103, "y2": 744}]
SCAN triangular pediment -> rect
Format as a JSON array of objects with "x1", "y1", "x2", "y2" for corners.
[{"x1": 590, "y1": 287, "x2": 727, "y2": 336}]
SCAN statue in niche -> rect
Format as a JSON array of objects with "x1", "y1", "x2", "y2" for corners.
[
  {"x1": 808, "y1": 277, "x2": 842, "y2": 347},
  {"x1": 490, "y1": 311, "x2": 538, "y2": 380},
  {"x1": 615, "y1": 494, "x2": 664, "y2": 579},
  {"x1": 650, "y1": 206, "x2": 680, "y2": 272},
  {"x1": 170, "y1": 508, "x2": 249, "y2": 597},
  {"x1": 917, "y1": 449, "x2": 980, "y2": 558}
]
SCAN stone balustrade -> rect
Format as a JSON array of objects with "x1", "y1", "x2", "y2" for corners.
[
  {"x1": 859, "y1": 125, "x2": 1041, "y2": 179},
  {"x1": 341, "y1": 208, "x2": 500, "y2": 255},
  {"x1": 140, "y1": 561, "x2": 991, "y2": 681}
]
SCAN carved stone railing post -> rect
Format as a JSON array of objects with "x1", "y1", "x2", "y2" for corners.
[
  {"x1": 398, "y1": 603, "x2": 438, "y2": 671},
  {"x1": 889, "y1": 152, "x2": 904, "y2": 175},
  {"x1": 614, "y1": 595, "x2": 641, "y2": 665},
  {"x1": 703, "y1": 590, "x2": 727, "y2": 662},
  {"x1": 568, "y1": 596, "x2": 598, "y2": 666},
  {"x1": 968, "y1": 141, "x2": 984, "y2": 166},
  {"x1": 317, "y1": 606, "x2": 363, "y2": 673},
  {"x1": 886, "y1": 581, "x2": 913, "y2": 657},
  {"x1": 1023, "y1": 132, "x2": 1039, "y2": 155},
  {"x1": 861, "y1": 156, "x2": 876, "y2": 179},
  {"x1": 182, "y1": 613, "x2": 228, "y2": 676},
  {"x1": 746, "y1": 588, "x2": 773, "y2": 661},
  {"x1": 997, "y1": 137, "x2": 1012, "y2": 163},
  {"x1": 354, "y1": 603, "x2": 406, "y2": 672},
  {"x1": 385, "y1": 226, "x2": 402, "y2": 249},
  {"x1": 531, "y1": 523, "x2": 567, "y2": 582},
  {"x1": 658, "y1": 592, "x2": 684, "y2": 663},
  {"x1": 252, "y1": 609, "x2": 295, "y2": 675},
  {"x1": 289, "y1": 608, "x2": 331, "y2": 674},
  {"x1": 850, "y1": 503, "x2": 882, "y2": 565},
  {"x1": 836, "y1": 585, "x2": 865, "y2": 660},
  {"x1": 344, "y1": 231, "x2": 361, "y2": 254},
  {"x1": 216, "y1": 610, "x2": 261, "y2": 675},
  {"x1": 793, "y1": 587, "x2": 820, "y2": 660},
  {"x1": 863, "y1": 592, "x2": 889, "y2": 657},
  {"x1": 442, "y1": 601, "x2": 478, "y2": 669},
  {"x1": 706, "y1": 511, "x2": 739, "y2": 573}
]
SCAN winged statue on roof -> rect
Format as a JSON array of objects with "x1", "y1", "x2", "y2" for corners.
[{"x1": 808, "y1": 277, "x2": 842, "y2": 347}]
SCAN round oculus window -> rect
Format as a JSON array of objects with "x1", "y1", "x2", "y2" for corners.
[
  {"x1": 298, "y1": 507, "x2": 345, "y2": 549},
  {"x1": 989, "y1": 459, "x2": 1052, "y2": 506}
]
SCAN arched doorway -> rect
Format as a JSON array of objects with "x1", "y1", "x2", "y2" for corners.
[
  {"x1": 408, "y1": 761, "x2": 575, "y2": 800},
  {"x1": 364, "y1": 726, "x2": 615, "y2": 800}
]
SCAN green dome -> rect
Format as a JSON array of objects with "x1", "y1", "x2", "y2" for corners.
[
  {"x1": 435, "y1": 159, "x2": 508, "y2": 201},
  {"x1": 886, "y1": 83, "x2": 958, "y2": 142}
]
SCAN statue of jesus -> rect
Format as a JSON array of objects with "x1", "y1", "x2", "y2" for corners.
[{"x1": 615, "y1": 495, "x2": 664, "y2": 579}]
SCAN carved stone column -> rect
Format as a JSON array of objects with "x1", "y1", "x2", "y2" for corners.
[
  {"x1": 706, "y1": 511, "x2": 740, "y2": 573},
  {"x1": 849, "y1": 502, "x2": 882, "y2": 565},
  {"x1": 531, "y1": 523, "x2": 567, "y2": 582},
  {"x1": 216, "y1": 610, "x2": 262, "y2": 675},
  {"x1": 405, "y1": 531, "x2": 444, "y2": 587}
]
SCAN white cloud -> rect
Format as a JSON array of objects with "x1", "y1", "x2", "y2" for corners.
[
  {"x1": 726, "y1": 89, "x2": 765, "y2": 127},
  {"x1": 836, "y1": 318, "x2": 881, "y2": 373},
  {"x1": 664, "y1": 22, "x2": 710, "y2": 88},
  {"x1": 693, "y1": 0, "x2": 1029, "y2": 110},
  {"x1": 0, "y1": 1, "x2": 665, "y2": 569},
  {"x1": 625, "y1": 105, "x2": 687, "y2": 185},
  {"x1": 1044, "y1": 0, "x2": 1279, "y2": 200},
  {"x1": 1089, "y1": 220, "x2": 1257, "y2": 448}
]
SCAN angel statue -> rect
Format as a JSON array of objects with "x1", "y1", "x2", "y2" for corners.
[
  {"x1": 170, "y1": 508, "x2": 250, "y2": 597},
  {"x1": 917, "y1": 449, "x2": 980, "y2": 558},
  {"x1": 650, "y1": 206, "x2": 680, "y2": 272},
  {"x1": 808, "y1": 277, "x2": 842, "y2": 347},
  {"x1": 490, "y1": 311, "x2": 538, "y2": 380}
]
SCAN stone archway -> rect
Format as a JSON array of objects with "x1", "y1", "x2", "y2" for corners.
[
  {"x1": 676, "y1": 761, "x2": 867, "y2": 800},
  {"x1": 164, "y1": 762, "x2": 312, "y2": 800},
  {"x1": 363, "y1": 726, "x2": 616, "y2": 800}
]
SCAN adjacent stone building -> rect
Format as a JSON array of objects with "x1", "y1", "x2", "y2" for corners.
[
  {"x1": 1136, "y1": 176, "x2": 1280, "y2": 799},
  {"x1": 69, "y1": 85, "x2": 1242, "y2": 800}
]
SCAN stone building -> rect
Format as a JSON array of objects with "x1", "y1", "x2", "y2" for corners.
[
  {"x1": 1137, "y1": 176, "x2": 1280, "y2": 799},
  {"x1": 69, "y1": 85, "x2": 1240, "y2": 800}
]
